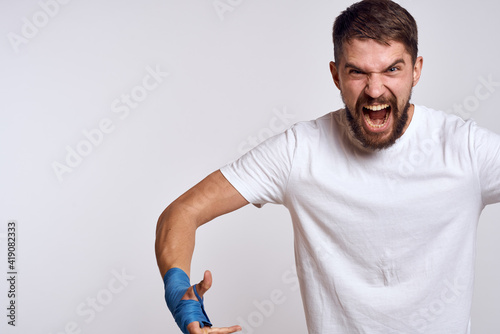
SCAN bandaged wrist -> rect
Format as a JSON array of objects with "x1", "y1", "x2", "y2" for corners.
[{"x1": 163, "y1": 268, "x2": 212, "y2": 333}]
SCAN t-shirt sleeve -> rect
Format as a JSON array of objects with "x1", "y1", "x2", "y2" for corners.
[
  {"x1": 472, "y1": 123, "x2": 500, "y2": 205},
  {"x1": 220, "y1": 127, "x2": 297, "y2": 207}
]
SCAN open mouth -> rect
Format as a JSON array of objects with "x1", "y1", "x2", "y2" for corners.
[{"x1": 362, "y1": 104, "x2": 391, "y2": 131}]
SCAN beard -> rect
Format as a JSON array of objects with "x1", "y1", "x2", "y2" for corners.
[{"x1": 344, "y1": 90, "x2": 412, "y2": 150}]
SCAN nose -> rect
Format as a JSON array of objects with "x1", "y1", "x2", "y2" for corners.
[{"x1": 364, "y1": 73, "x2": 386, "y2": 99}]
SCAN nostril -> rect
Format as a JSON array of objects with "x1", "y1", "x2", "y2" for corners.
[{"x1": 364, "y1": 86, "x2": 385, "y2": 99}]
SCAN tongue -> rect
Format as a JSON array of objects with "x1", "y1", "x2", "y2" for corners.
[
  {"x1": 368, "y1": 109, "x2": 387, "y2": 125},
  {"x1": 369, "y1": 109, "x2": 387, "y2": 120}
]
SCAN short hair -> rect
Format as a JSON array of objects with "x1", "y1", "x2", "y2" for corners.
[{"x1": 333, "y1": 0, "x2": 418, "y2": 64}]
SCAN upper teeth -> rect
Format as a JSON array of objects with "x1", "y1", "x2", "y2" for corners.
[{"x1": 364, "y1": 104, "x2": 389, "y2": 111}]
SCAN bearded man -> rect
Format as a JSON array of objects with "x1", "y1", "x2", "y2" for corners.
[{"x1": 155, "y1": 0, "x2": 500, "y2": 333}]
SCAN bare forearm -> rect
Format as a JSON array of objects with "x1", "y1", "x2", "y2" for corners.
[{"x1": 155, "y1": 204, "x2": 198, "y2": 278}]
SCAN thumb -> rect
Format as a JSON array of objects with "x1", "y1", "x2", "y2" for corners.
[{"x1": 194, "y1": 270, "x2": 212, "y2": 299}]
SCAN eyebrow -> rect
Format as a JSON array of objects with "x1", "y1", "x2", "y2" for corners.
[{"x1": 344, "y1": 58, "x2": 406, "y2": 73}]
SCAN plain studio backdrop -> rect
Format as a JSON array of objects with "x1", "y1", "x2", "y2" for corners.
[{"x1": 1, "y1": 0, "x2": 500, "y2": 333}]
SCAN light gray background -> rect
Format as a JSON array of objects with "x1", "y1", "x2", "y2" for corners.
[{"x1": 1, "y1": 0, "x2": 500, "y2": 333}]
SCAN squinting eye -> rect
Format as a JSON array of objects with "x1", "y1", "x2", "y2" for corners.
[{"x1": 388, "y1": 67, "x2": 398, "y2": 72}]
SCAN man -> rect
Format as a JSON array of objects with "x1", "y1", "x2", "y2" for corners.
[{"x1": 155, "y1": 0, "x2": 500, "y2": 333}]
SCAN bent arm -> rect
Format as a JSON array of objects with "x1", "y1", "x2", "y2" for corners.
[{"x1": 155, "y1": 170, "x2": 248, "y2": 278}]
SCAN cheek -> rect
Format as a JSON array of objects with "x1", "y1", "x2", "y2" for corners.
[
  {"x1": 340, "y1": 81, "x2": 364, "y2": 103},
  {"x1": 389, "y1": 78, "x2": 413, "y2": 100}
]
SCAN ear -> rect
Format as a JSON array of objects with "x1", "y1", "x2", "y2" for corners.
[
  {"x1": 412, "y1": 56, "x2": 423, "y2": 87},
  {"x1": 329, "y1": 61, "x2": 341, "y2": 90}
]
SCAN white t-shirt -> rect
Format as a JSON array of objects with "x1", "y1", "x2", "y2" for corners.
[{"x1": 220, "y1": 105, "x2": 500, "y2": 334}]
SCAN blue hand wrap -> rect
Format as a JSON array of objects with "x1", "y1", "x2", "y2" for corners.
[{"x1": 163, "y1": 268, "x2": 212, "y2": 333}]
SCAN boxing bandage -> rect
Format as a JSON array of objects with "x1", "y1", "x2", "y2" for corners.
[{"x1": 163, "y1": 268, "x2": 212, "y2": 333}]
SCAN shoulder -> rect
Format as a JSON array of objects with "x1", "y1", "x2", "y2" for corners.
[
  {"x1": 415, "y1": 105, "x2": 466, "y2": 125},
  {"x1": 414, "y1": 105, "x2": 474, "y2": 136},
  {"x1": 289, "y1": 110, "x2": 345, "y2": 138},
  {"x1": 413, "y1": 105, "x2": 496, "y2": 154}
]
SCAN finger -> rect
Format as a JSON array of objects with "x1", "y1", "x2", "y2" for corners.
[
  {"x1": 188, "y1": 323, "x2": 242, "y2": 334},
  {"x1": 181, "y1": 270, "x2": 213, "y2": 301},
  {"x1": 195, "y1": 270, "x2": 213, "y2": 298},
  {"x1": 206, "y1": 325, "x2": 242, "y2": 333}
]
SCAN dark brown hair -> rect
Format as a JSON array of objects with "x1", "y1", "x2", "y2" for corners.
[{"x1": 333, "y1": 0, "x2": 418, "y2": 64}]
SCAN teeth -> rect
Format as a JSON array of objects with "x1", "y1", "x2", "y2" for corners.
[
  {"x1": 364, "y1": 111, "x2": 389, "y2": 128},
  {"x1": 364, "y1": 104, "x2": 389, "y2": 111}
]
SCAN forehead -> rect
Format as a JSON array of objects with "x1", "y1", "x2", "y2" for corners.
[{"x1": 339, "y1": 39, "x2": 411, "y2": 71}]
